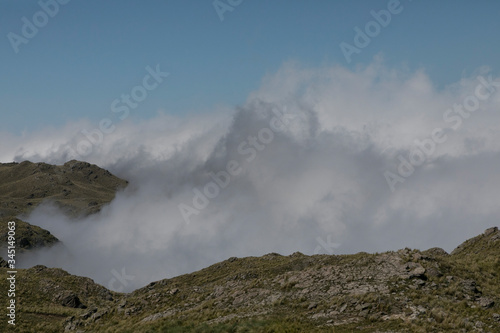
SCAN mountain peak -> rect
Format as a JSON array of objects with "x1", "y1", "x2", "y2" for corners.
[
  {"x1": 451, "y1": 226, "x2": 500, "y2": 256},
  {"x1": 0, "y1": 160, "x2": 128, "y2": 218}
]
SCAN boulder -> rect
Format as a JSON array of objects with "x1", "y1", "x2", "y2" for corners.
[{"x1": 54, "y1": 291, "x2": 86, "y2": 309}]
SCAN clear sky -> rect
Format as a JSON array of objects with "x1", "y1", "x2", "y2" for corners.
[{"x1": 2, "y1": 0, "x2": 499, "y2": 133}]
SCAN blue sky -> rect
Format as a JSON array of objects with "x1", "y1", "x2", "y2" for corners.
[{"x1": 1, "y1": 0, "x2": 499, "y2": 133}]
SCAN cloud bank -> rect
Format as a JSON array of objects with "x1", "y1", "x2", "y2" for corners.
[{"x1": 4, "y1": 60, "x2": 500, "y2": 291}]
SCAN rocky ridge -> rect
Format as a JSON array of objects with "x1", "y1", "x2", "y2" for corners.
[{"x1": 0, "y1": 227, "x2": 499, "y2": 332}]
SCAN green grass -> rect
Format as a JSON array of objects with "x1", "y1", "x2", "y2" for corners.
[{"x1": 0, "y1": 160, "x2": 128, "y2": 219}]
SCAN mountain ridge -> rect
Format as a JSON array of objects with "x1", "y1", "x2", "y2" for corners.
[
  {"x1": 1, "y1": 226, "x2": 499, "y2": 332},
  {"x1": 0, "y1": 160, "x2": 128, "y2": 219}
]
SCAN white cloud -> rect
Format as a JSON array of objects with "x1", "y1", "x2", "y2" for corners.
[{"x1": 5, "y1": 60, "x2": 500, "y2": 291}]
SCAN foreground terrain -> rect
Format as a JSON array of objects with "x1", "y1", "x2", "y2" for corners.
[
  {"x1": 0, "y1": 227, "x2": 498, "y2": 332},
  {"x1": 0, "y1": 161, "x2": 499, "y2": 332}
]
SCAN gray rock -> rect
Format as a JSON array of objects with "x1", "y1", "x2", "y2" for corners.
[
  {"x1": 80, "y1": 307, "x2": 97, "y2": 320},
  {"x1": 415, "y1": 279, "x2": 426, "y2": 287},
  {"x1": 461, "y1": 280, "x2": 480, "y2": 294},
  {"x1": 91, "y1": 309, "x2": 108, "y2": 322},
  {"x1": 406, "y1": 263, "x2": 426, "y2": 279},
  {"x1": 425, "y1": 267, "x2": 443, "y2": 278},
  {"x1": 484, "y1": 227, "x2": 499, "y2": 236},
  {"x1": 54, "y1": 291, "x2": 86, "y2": 309},
  {"x1": 308, "y1": 302, "x2": 318, "y2": 310},
  {"x1": 478, "y1": 297, "x2": 494, "y2": 308}
]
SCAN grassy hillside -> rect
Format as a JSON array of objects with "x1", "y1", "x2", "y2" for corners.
[
  {"x1": 0, "y1": 218, "x2": 58, "y2": 250},
  {"x1": 0, "y1": 160, "x2": 128, "y2": 251},
  {"x1": 1, "y1": 227, "x2": 499, "y2": 332},
  {"x1": 0, "y1": 160, "x2": 128, "y2": 218}
]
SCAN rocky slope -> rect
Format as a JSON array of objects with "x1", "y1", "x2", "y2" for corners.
[
  {"x1": 0, "y1": 160, "x2": 128, "y2": 251},
  {"x1": 0, "y1": 160, "x2": 128, "y2": 218},
  {"x1": 0, "y1": 218, "x2": 58, "y2": 251},
  {"x1": 1, "y1": 227, "x2": 499, "y2": 332}
]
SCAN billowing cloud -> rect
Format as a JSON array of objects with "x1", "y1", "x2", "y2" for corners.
[{"x1": 5, "y1": 60, "x2": 500, "y2": 291}]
